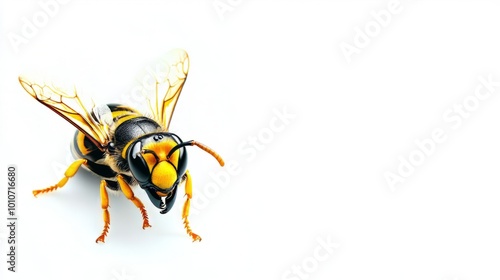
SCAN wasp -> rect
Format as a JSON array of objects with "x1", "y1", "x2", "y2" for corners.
[{"x1": 19, "y1": 49, "x2": 224, "y2": 243}]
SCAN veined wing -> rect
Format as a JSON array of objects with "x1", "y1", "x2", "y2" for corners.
[
  {"x1": 144, "y1": 48, "x2": 189, "y2": 129},
  {"x1": 19, "y1": 76, "x2": 112, "y2": 151}
]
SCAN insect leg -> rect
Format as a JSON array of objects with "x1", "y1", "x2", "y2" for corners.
[
  {"x1": 96, "y1": 180, "x2": 110, "y2": 243},
  {"x1": 182, "y1": 170, "x2": 201, "y2": 242},
  {"x1": 117, "y1": 175, "x2": 152, "y2": 229},
  {"x1": 33, "y1": 159, "x2": 87, "y2": 197}
]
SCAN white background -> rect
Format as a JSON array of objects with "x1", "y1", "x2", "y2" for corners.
[{"x1": 1, "y1": 0, "x2": 500, "y2": 279}]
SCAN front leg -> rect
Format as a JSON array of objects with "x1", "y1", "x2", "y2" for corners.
[
  {"x1": 117, "y1": 175, "x2": 152, "y2": 229},
  {"x1": 182, "y1": 170, "x2": 201, "y2": 242}
]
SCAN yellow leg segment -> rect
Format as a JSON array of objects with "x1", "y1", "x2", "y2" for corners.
[
  {"x1": 96, "y1": 180, "x2": 110, "y2": 243},
  {"x1": 182, "y1": 170, "x2": 201, "y2": 242},
  {"x1": 117, "y1": 175, "x2": 151, "y2": 229},
  {"x1": 33, "y1": 159, "x2": 87, "y2": 197}
]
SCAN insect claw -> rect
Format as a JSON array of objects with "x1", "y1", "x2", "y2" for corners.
[
  {"x1": 96, "y1": 223, "x2": 109, "y2": 243},
  {"x1": 191, "y1": 234, "x2": 202, "y2": 242},
  {"x1": 142, "y1": 221, "x2": 152, "y2": 229},
  {"x1": 95, "y1": 236, "x2": 106, "y2": 243}
]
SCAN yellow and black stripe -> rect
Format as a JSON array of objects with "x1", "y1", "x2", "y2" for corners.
[{"x1": 70, "y1": 104, "x2": 147, "y2": 190}]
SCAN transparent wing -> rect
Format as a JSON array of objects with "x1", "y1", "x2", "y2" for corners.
[
  {"x1": 144, "y1": 49, "x2": 189, "y2": 129},
  {"x1": 19, "y1": 76, "x2": 112, "y2": 151}
]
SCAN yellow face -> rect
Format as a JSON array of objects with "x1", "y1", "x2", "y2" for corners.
[{"x1": 141, "y1": 139, "x2": 181, "y2": 192}]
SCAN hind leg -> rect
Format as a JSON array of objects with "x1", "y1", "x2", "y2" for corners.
[{"x1": 33, "y1": 159, "x2": 87, "y2": 197}]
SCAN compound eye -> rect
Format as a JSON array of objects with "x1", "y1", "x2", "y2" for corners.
[
  {"x1": 176, "y1": 147, "x2": 188, "y2": 177},
  {"x1": 127, "y1": 141, "x2": 150, "y2": 183}
]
